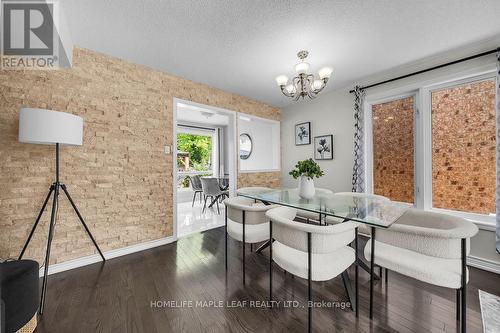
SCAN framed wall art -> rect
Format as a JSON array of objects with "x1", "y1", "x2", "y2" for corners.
[
  {"x1": 314, "y1": 134, "x2": 333, "y2": 160},
  {"x1": 295, "y1": 122, "x2": 311, "y2": 145}
]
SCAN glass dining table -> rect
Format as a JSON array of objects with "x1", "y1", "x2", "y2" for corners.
[{"x1": 238, "y1": 188, "x2": 411, "y2": 314}]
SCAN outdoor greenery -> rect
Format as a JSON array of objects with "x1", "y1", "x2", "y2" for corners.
[
  {"x1": 177, "y1": 133, "x2": 212, "y2": 171},
  {"x1": 289, "y1": 158, "x2": 324, "y2": 179},
  {"x1": 180, "y1": 177, "x2": 190, "y2": 188},
  {"x1": 177, "y1": 133, "x2": 213, "y2": 189}
]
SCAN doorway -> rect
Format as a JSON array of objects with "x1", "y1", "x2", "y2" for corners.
[{"x1": 173, "y1": 99, "x2": 237, "y2": 239}]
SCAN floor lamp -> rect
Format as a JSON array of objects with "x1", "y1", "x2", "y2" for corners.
[{"x1": 17, "y1": 108, "x2": 106, "y2": 315}]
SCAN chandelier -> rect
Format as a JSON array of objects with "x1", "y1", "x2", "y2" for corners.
[{"x1": 275, "y1": 50, "x2": 333, "y2": 101}]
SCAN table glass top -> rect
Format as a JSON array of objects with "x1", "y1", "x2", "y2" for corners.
[{"x1": 239, "y1": 188, "x2": 410, "y2": 228}]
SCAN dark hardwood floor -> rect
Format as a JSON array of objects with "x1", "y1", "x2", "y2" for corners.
[{"x1": 36, "y1": 227, "x2": 500, "y2": 333}]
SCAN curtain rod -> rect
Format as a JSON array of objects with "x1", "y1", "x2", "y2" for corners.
[{"x1": 349, "y1": 47, "x2": 499, "y2": 94}]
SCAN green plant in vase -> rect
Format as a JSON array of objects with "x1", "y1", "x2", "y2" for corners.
[{"x1": 289, "y1": 158, "x2": 324, "y2": 199}]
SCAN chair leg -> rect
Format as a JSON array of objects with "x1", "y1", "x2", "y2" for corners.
[
  {"x1": 307, "y1": 232, "x2": 312, "y2": 333},
  {"x1": 242, "y1": 210, "x2": 246, "y2": 285},
  {"x1": 354, "y1": 228, "x2": 359, "y2": 318},
  {"x1": 225, "y1": 208, "x2": 228, "y2": 272},
  {"x1": 385, "y1": 268, "x2": 388, "y2": 284},
  {"x1": 250, "y1": 243, "x2": 253, "y2": 252},
  {"x1": 460, "y1": 238, "x2": 466, "y2": 333},
  {"x1": 269, "y1": 221, "x2": 273, "y2": 302},
  {"x1": 202, "y1": 195, "x2": 208, "y2": 213},
  {"x1": 456, "y1": 289, "x2": 461, "y2": 321},
  {"x1": 192, "y1": 192, "x2": 197, "y2": 207}
]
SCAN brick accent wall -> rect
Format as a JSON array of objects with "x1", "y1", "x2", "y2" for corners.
[
  {"x1": 372, "y1": 96, "x2": 414, "y2": 203},
  {"x1": 237, "y1": 171, "x2": 281, "y2": 188},
  {"x1": 0, "y1": 48, "x2": 280, "y2": 264},
  {"x1": 432, "y1": 79, "x2": 496, "y2": 214}
]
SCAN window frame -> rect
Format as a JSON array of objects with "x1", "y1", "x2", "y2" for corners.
[
  {"x1": 364, "y1": 67, "x2": 497, "y2": 228},
  {"x1": 365, "y1": 91, "x2": 419, "y2": 206},
  {"x1": 422, "y1": 72, "x2": 497, "y2": 226}
]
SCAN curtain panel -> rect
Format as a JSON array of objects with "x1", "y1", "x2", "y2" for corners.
[
  {"x1": 496, "y1": 51, "x2": 500, "y2": 254},
  {"x1": 352, "y1": 86, "x2": 366, "y2": 193}
]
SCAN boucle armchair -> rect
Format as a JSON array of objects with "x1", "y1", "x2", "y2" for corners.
[
  {"x1": 266, "y1": 206, "x2": 359, "y2": 331},
  {"x1": 364, "y1": 208, "x2": 478, "y2": 332},
  {"x1": 223, "y1": 196, "x2": 277, "y2": 284}
]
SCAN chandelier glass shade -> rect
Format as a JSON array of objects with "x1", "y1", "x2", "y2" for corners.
[{"x1": 275, "y1": 50, "x2": 333, "y2": 101}]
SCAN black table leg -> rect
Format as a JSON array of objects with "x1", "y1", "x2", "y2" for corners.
[
  {"x1": 255, "y1": 240, "x2": 272, "y2": 253},
  {"x1": 358, "y1": 259, "x2": 380, "y2": 280},
  {"x1": 369, "y1": 227, "x2": 376, "y2": 319},
  {"x1": 341, "y1": 272, "x2": 356, "y2": 311},
  {"x1": 341, "y1": 218, "x2": 380, "y2": 280}
]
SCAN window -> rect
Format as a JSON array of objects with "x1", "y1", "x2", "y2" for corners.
[
  {"x1": 431, "y1": 78, "x2": 496, "y2": 215},
  {"x1": 371, "y1": 96, "x2": 415, "y2": 203},
  {"x1": 177, "y1": 132, "x2": 213, "y2": 172},
  {"x1": 367, "y1": 72, "x2": 497, "y2": 222},
  {"x1": 176, "y1": 128, "x2": 215, "y2": 188}
]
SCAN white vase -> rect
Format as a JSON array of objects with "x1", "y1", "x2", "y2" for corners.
[{"x1": 298, "y1": 175, "x2": 315, "y2": 199}]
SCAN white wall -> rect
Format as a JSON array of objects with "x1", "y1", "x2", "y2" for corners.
[
  {"x1": 470, "y1": 229, "x2": 500, "y2": 269},
  {"x1": 239, "y1": 116, "x2": 280, "y2": 172},
  {"x1": 222, "y1": 125, "x2": 230, "y2": 174},
  {"x1": 281, "y1": 51, "x2": 500, "y2": 270},
  {"x1": 281, "y1": 89, "x2": 354, "y2": 191}
]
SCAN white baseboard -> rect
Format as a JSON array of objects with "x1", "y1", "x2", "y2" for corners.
[
  {"x1": 468, "y1": 255, "x2": 500, "y2": 274},
  {"x1": 177, "y1": 222, "x2": 225, "y2": 239},
  {"x1": 39, "y1": 236, "x2": 176, "y2": 277}
]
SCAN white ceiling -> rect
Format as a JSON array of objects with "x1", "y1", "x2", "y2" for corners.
[
  {"x1": 61, "y1": 0, "x2": 500, "y2": 107},
  {"x1": 177, "y1": 103, "x2": 229, "y2": 126}
]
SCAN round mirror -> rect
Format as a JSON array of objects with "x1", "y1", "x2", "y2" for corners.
[{"x1": 239, "y1": 133, "x2": 252, "y2": 160}]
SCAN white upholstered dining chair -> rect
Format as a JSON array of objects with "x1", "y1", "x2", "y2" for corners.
[
  {"x1": 266, "y1": 206, "x2": 359, "y2": 332},
  {"x1": 363, "y1": 208, "x2": 478, "y2": 332},
  {"x1": 223, "y1": 196, "x2": 277, "y2": 284}
]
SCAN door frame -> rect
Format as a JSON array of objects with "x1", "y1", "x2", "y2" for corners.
[{"x1": 172, "y1": 98, "x2": 238, "y2": 240}]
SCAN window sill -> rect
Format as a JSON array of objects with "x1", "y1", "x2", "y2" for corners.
[{"x1": 429, "y1": 207, "x2": 496, "y2": 231}]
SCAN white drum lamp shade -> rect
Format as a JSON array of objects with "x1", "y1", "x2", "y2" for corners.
[{"x1": 19, "y1": 108, "x2": 83, "y2": 146}]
